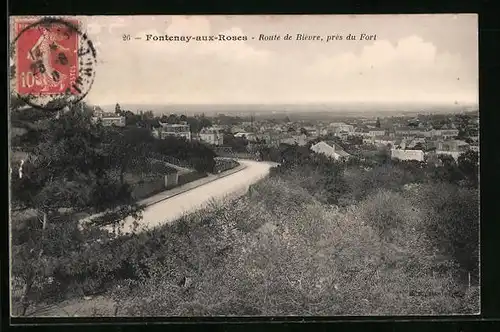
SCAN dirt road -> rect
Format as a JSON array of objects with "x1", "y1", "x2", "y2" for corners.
[{"x1": 111, "y1": 159, "x2": 277, "y2": 234}]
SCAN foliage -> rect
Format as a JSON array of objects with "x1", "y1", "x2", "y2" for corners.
[
  {"x1": 153, "y1": 136, "x2": 216, "y2": 173},
  {"x1": 159, "y1": 113, "x2": 212, "y2": 133},
  {"x1": 101, "y1": 177, "x2": 478, "y2": 316},
  {"x1": 102, "y1": 127, "x2": 156, "y2": 184},
  {"x1": 10, "y1": 105, "x2": 143, "y2": 316},
  {"x1": 223, "y1": 133, "x2": 249, "y2": 153},
  {"x1": 10, "y1": 105, "x2": 479, "y2": 317}
]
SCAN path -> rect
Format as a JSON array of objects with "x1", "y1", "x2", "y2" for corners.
[{"x1": 108, "y1": 159, "x2": 277, "y2": 234}]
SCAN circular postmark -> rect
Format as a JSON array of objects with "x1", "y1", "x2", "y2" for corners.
[{"x1": 10, "y1": 17, "x2": 97, "y2": 111}]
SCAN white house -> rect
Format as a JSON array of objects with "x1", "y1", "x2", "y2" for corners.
[
  {"x1": 199, "y1": 127, "x2": 224, "y2": 146},
  {"x1": 281, "y1": 134, "x2": 309, "y2": 146},
  {"x1": 310, "y1": 141, "x2": 351, "y2": 161},
  {"x1": 424, "y1": 128, "x2": 460, "y2": 138},
  {"x1": 368, "y1": 130, "x2": 386, "y2": 137},
  {"x1": 92, "y1": 109, "x2": 126, "y2": 127},
  {"x1": 435, "y1": 150, "x2": 462, "y2": 161},
  {"x1": 234, "y1": 132, "x2": 257, "y2": 142},
  {"x1": 391, "y1": 149, "x2": 425, "y2": 162},
  {"x1": 155, "y1": 122, "x2": 191, "y2": 140}
]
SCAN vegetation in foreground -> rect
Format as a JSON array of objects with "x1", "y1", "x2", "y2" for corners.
[
  {"x1": 10, "y1": 102, "x2": 479, "y2": 316},
  {"x1": 14, "y1": 152, "x2": 479, "y2": 316}
]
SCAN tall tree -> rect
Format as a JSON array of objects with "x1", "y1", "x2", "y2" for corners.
[
  {"x1": 115, "y1": 103, "x2": 122, "y2": 115},
  {"x1": 199, "y1": 116, "x2": 212, "y2": 130},
  {"x1": 10, "y1": 106, "x2": 142, "y2": 315},
  {"x1": 375, "y1": 118, "x2": 381, "y2": 128},
  {"x1": 457, "y1": 150, "x2": 479, "y2": 188},
  {"x1": 167, "y1": 114, "x2": 180, "y2": 124},
  {"x1": 103, "y1": 127, "x2": 155, "y2": 185}
]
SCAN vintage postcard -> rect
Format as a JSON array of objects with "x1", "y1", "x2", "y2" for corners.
[{"x1": 9, "y1": 14, "x2": 479, "y2": 317}]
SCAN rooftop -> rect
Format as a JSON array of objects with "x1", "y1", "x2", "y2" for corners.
[
  {"x1": 159, "y1": 122, "x2": 189, "y2": 127},
  {"x1": 311, "y1": 141, "x2": 350, "y2": 158}
]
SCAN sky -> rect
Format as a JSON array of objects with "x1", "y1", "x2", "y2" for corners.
[{"x1": 12, "y1": 15, "x2": 478, "y2": 107}]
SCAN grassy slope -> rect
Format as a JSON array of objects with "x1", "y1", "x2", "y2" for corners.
[{"x1": 31, "y1": 172, "x2": 478, "y2": 317}]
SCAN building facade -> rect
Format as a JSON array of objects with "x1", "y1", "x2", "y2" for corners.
[
  {"x1": 310, "y1": 141, "x2": 351, "y2": 161},
  {"x1": 155, "y1": 122, "x2": 191, "y2": 140},
  {"x1": 368, "y1": 130, "x2": 386, "y2": 137},
  {"x1": 199, "y1": 127, "x2": 224, "y2": 146},
  {"x1": 234, "y1": 132, "x2": 257, "y2": 142},
  {"x1": 92, "y1": 109, "x2": 126, "y2": 127},
  {"x1": 329, "y1": 123, "x2": 355, "y2": 135},
  {"x1": 391, "y1": 149, "x2": 425, "y2": 162},
  {"x1": 424, "y1": 129, "x2": 460, "y2": 138}
]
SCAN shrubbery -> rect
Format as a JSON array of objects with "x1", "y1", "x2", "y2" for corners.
[
  {"x1": 97, "y1": 176, "x2": 478, "y2": 316},
  {"x1": 10, "y1": 108, "x2": 479, "y2": 316}
]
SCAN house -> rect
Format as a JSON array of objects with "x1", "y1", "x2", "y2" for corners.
[
  {"x1": 373, "y1": 138, "x2": 396, "y2": 148},
  {"x1": 310, "y1": 141, "x2": 351, "y2": 161},
  {"x1": 230, "y1": 126, "x2": 245, "y2": 134},
  {"x1": 303, "y1": 126, "x2": 320, "y2": 137},
  {"x1": 469, "y1": 136, "x2": 479, "y2": 143},
  {"x1": 368, "y1": 130, "x2": 386, "y2": 137},
  {"x1": 355, "y1": 129, "x2": 372, "y2": 138},
  {"x1": 424, "y1": 129, "x2": 459, "y2": 138},
  {"x1": 406, "y1": 137, "x2": 426, "y2": 149},
  {"x1": 92, "y1": 109, "x2": 126, "y2": 127},
  {"x1": 436, "y1": 139, "x2": 469, "y2": 152},
  {"x1": 281, "y1": 134, "x2": 309, "y2": 147},
  {"x1": 441, "y1": 129, "x2": 460, "y2": 139},
  {"x1": 154, "y1": 122, "x2": 191, "y2": 140},
  {"x1": 329, "y1": 122, "x2": 355, "y2": 134},
  {"x1": 320, "y1": 128, "x2": 330, "y2": 136},
  {"x1": 391, "y1": 149, "x2": 425, "y2": 162},
  {"x1": 234, "y1": 132, "x2": 257, "y2": 142},
  {"x1": 335, "y1": 130, "x2": 350, "y2": 140},
  {"x1": 199, "y1": 127, "x2": 224, "y2": 146},
  {"x1": 256, "y1": 133, "x2": 282, "y2": 147},
  {"x1": 435, "y1": 150, "x2": 462, "y2": 161},
  {"x1": 395, "y1": 127, "x2": 425, "y2": 137}
]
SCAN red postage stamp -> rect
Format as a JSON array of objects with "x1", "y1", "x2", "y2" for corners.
[{"x1": 14, "y1": 18, "x2": 80, "y2": 96}]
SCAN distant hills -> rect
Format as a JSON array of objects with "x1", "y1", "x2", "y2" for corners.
[{"x1": 96, "y1": 102, "x2": 478, "y2": 119}]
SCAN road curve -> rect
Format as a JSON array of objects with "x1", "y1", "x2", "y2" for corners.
[{"x1": 112, "y1": 159, "x2": 278, "y2": 234}]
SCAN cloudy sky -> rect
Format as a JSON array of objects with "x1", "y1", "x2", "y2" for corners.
[{"x1": 72, "y1": 15, "x2": 478, "y2": 106}]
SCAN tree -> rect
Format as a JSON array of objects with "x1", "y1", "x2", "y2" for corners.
[
  {"x1": 457, "y1": 150, "x2": 479, "y2": 188},
  {"x1": 299, "y1": 128, "x2": 308, "y2": 136},
  {"x1": 413, "y1": 143, "x2": 424, "y2": 150},
  {"x1": 10, "y1": 94, "x2": 27, "y2": 111},
  {"x1": 167, "y1": 114, "x2": 180, "y2": 124},
  {"x1": 347, "y1": 136, "x2": 363, "y2": 146},
  {"x1": 123, "y1": 111, "x2": 139, "y2": 127},
  {"x1": 187, "y1": 117, "x2": 201, "y2": 133},
  {"x1": 115, "y1": 103, "x2": 122, "y2": 115},
  {"x1": 10, "y1": 106, "x2": 142, "y2": 315},
  {"x1": 199, "y1": 116, "x2": 212, "y2": 130},
  {"x1": 433, "y1": 155, "x2": 462, "y2": 184},
  {"x1": 375, "y1": 118, "x2": 381, "y2": 128},
  {"x1": 103, "y1": 127, "x2": 155, "y2": 185},
  {"x1": 223, "y1": 133, "x2": 248, "y2": 153}
]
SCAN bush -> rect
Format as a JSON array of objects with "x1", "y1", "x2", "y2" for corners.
[
  {"x1": 413, "y1": 182, "x2": 479, "y2": 274},
  {"x1": 97, "y1": 176, "x2": 479, "y2": 316},
  {"x1": 357, "y1": 189, "x2": 420, "y2": 243},
  {"x1": 12, "y1": 120, "x2": 479, "y2": 316}
]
